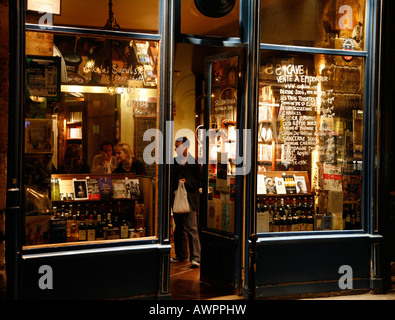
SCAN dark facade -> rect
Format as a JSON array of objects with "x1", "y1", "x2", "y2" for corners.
[{"x1": 1, "y1": 0, "x2": 394, "y2": 300}]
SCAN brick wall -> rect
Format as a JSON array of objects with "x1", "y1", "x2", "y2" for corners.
[{"x1": 0, "y1": 0, "x2": 9, "y2": 300}]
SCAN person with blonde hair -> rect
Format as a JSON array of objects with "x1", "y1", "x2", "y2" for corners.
[{"x1": 113, "y1": 142, "x2": 146, "y2": 175}]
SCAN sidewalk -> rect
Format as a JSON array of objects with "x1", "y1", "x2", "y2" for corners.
[
  {"x1": 301, "y1": 288, "x2": 395, "y2": 300},
  {"x1": 207, "y1": 288, "x2": 395, "y2": 300}
]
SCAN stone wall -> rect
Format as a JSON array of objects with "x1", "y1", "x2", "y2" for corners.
[{"x1": 0, "y1": 0, "x2": 9, "y2": 300}]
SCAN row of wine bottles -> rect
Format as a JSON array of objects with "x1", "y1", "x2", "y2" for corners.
[
  {"x1": 50, "y1": 201, "x2": 145, "y2": 243},
  {"x1": 257, "y1": 196, "x2": 361, "y2": 233}
]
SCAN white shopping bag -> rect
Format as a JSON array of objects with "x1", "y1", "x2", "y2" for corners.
[{"x1": 173, "y1": 180, "x2": 190, "y2": 213}]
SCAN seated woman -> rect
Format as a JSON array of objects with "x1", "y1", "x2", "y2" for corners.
[
  {"x1": 56, "y1": 144, "x2": 90, "y2": 174},
  {"x1": 113, "y1": 142, "x2": 146, "y2": 175}
]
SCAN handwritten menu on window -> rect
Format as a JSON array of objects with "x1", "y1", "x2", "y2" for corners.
[{"x1": 272, "y1": 64, "x2": 335, "y2": 166}]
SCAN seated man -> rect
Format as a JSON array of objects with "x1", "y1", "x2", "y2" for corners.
[{"x1": 91, "y1": 141, "x2": 117, "y2": 174}]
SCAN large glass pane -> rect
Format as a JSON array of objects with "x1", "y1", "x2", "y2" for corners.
[
  {"x1": 261, "y1": 0, "x2": 366, "y2": 50},
  {"x1": 27, "y1": 0, "x2": 160, "y2": 33},
  {"x1": 24, "y1": 31, "x2": 160, "y2": 247},
  {"x1": 256, "y1": 50, "x2": 364, "y2": 233}
]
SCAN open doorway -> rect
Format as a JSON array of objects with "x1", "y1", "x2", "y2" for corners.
[{"x1": 169, "y1": 43, "x2": 246, "y2": 300}]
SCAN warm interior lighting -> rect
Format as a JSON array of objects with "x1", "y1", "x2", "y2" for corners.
[
  {"x1": 83, "y1": 59, "x2": 96, "y2": 74},
  {"x1": 29, "y1": 96, "x2": 46, "y2": 103},
  {"x1": 107, "y1": 85, "x2": 117, "y2": 95},
  {"x1": 61, "y1": 85, "x2": 111, "y2": 94}
]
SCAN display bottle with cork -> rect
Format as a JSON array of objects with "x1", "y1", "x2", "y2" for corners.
[
  {"x1": 272, "y1": 206, "x2": 280, "y2": 232},
  {"x1": 291, "y1": 198, "x2": 300, "y2": 231},
  {"x1": 299, "y1": 197, "x2": 308, "y2": 231},
  {"x1": 286, "y1": 201, "x2": 293, "y2": 232},
  {"x1": 279, "y1": 198, "x2": 287, "y2": 232}
]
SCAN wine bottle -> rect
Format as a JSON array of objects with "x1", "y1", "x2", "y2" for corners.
[
  {"x1": 267, "y1": 199, "x2": 274, "y2": 232},
  {"x1": 257, "y1": 200, "x2": 270, "y2": 233},
  {"x1": 120, "y1": 218, "x2": 129, "y2": 239},
  {"x1": 299, "y1": 197, "x2": 307, "y2": 231},
  {"x1": 307, "y1": 197, "x2": 315, "y2": 231},
  {"x1": 314, "y1": 207, "x2": 323, "y2": 230},
  {"x1": 113, "y1": 213, "x2": 120, "y2": 239},
  {"x1": 78, "y1": 214, "x2": 87, "y2": 241},
  {"x1": 350, "y1": 205, "x2": 356, "y2": 230},
  {"x1": 95, "y1": 214, "x2": 104, "y2": 240},
  {"x1": 272, "y1": 207, "x2": 280, "y2": 232},
  {"x1": 286, "y1": 201, "x2": 293, "y2": 232},
  {"x1": 87, "y1": 214, "x2": 96, "y2": 241},
  {"x1": 355, "y1": 205, "x2": 361, "y2": 229},
  {"x1": 292, "y1": 198, "x2": 300, "y2": 231},
  {"x1": 106, "y1": 212, "x2": 117, "y2": 239},
  {"x1": 70, "y1": 215, "x2": 78, "y2": 242},
  {"x1": 279, "y1": 198, "x2": 287, "y2": 232}
]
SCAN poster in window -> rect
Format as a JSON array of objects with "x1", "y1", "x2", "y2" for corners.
[
  {"x1": 27, "y1": 55, "x2": 61, "y2": 101},
  {"x1": 323, "y1": 163, "x2": 342, "y2": 191},
  {"x1": 73, "y1": 179, "x2": 88, "y2": 200}
]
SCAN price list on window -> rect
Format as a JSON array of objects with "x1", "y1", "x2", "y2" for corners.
[{"x1": 276, "y1": 65, "x2": 335, "y2": 166}]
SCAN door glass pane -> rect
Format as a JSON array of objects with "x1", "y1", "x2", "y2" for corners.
[
  {"x1": 261, "y1": 0, "x2": 366, "y2": 50},
  {"x1": 24, "y1": 31, "x2": 160, "y2": 247},
  {"x1": 257, "y1": 50, "x2": 364, "y2": 233},
  {"x1": 205, "y1": 55, "x2": 240, "y2": 233}
]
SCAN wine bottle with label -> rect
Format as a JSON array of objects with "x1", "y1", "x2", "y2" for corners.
[
  {"x1": 95, "y1": 214, "x2": 104, "y2": 240},
  {"x1": 291, "y1": 198, "x2": 300, "y2": 231},
  {"x1": 279, "y1": 198, "x2": 287, "y2": 232},
  {"x1": 120, "y1": 219, "x2": 129, "y2": 239},
  {"x1": 70, "y1": 215, "x2": 78, "y2": 242},
  {"x1": 78, "y1": 214, "x2": 87, "y2": 241},
  {"x1": 87, "y1": 214, "x2": 96, "y2": 241}
]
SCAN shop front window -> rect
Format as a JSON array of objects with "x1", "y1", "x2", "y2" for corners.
[
  {"x1": 24, "y1": 32, "x2": 160, "y2": 247},
  {"x1": 261, "y1": 0, "x2": 366, "y2": 51},
  {"x1": 256, "y1": 51, "x2": 364, "y2": 233}
]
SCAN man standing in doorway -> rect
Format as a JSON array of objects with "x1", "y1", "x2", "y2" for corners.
[{"x1": 171, "y1": 137, "x2": 202, "y2": 268}]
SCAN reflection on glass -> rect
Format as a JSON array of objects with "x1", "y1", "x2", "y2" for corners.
[
  {"x1": 256, "y1": 50, "x2": 364, "y2": 233},
  {"x1": 261, "y1": 0, "x2": 366, "y2": 50}
]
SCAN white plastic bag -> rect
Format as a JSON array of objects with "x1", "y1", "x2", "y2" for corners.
[{"x1": 173, "y1": 181, "x2": 190, "y2": 213}]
